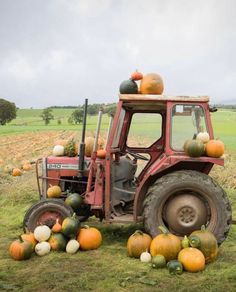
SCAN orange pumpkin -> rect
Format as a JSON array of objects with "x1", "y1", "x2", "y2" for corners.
[
  {"x1": 150, "y1": 226, "x2": 181, "y2": 262},
  {"x1": 22, "y1": 163, "x2": 32, "y2": 171},
  {"x1": 9, "y1": 237, "x2": 33, "y2": 260},
  {"x1": 52, "y1": 219, "x2": 62, "y2": 233},
  {"x1": 205, "y1": 139, "x2": 224, "y2": 158},
  {"x1": 131, "y1": 70, "x2": 143, "y2": 81},
  {"x1": 127, "y1": 230, "x2": 152, "y2": 258},
  {"x1": 47, "y1": 185, "x2": 62, "y2": 198},
  {"x1": 97, "y1": 149, "x2": 106, "y2": 159},
  {"x1": 178, "y1": 247, "x2": 205, "y2": 272},
  {"x1": 21, "y1": 232, "x2": 37, "y2": 249},
  {"x1": 77, "y1": 225, "x2": 102, "y2": 250},
  {"x1": 12, "y1": 168, "x2": 22, "y2": 176},
  {"x1": 140, "y1": 73, "x2": 164, "y2": 94}
]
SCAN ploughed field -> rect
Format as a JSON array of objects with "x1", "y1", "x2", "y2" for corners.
[{"x1": 0, "y1": 108, "x2": 236, "y2": 291}]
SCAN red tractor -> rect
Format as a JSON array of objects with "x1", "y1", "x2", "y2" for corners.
[{"x1": 24, "y1": 94, "x2": 232, "y2": 244}]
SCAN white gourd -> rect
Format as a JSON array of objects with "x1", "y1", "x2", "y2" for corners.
[
  {"x1": 66, "y1": 239, "x2": 80, "y2": 254},
  {"x1": 196, "y1": 132, "x2": 210, "y2": 144},
  {"x1": 53, "y1": 145, "x2": 64, "y2": 156},
  {"x1": 140, "y1": 251, "x2": 152, "y2": 263},
  {"x1": 35, "y1": 241, "x2": 51, "y2": 256},
  {"x1": 34, "y1": 225, "x2": 51, "y2": 242}
]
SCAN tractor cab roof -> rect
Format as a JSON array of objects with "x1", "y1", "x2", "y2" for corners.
[{"x1": 119, "y1": 94, "x2": 209, "y2": 111}]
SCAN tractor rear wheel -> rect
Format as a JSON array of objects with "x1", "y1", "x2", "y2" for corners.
[
  {"x1": 143, "y1": 170, "x2": 231, "y2": 245},
  {"x1": 23, "y1": 199, "x2": 73, "y2": 232}
]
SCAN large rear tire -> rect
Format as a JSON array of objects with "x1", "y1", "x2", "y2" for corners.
[
  {"x1": 23, "y1": 199, "x2": 73, "y2": 232},
  {"x1": 143, "y1": 170, "x2": 231, "y2": 245}
]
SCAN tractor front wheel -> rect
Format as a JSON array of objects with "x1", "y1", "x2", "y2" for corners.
[
  {"x1": 143, "y1": 170, "x2": 231, "y2": 245},
  {"x1": 23, "y1": 199, "x2": 73, "y2": 232}
]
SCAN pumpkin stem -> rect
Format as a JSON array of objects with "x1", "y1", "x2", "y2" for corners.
[
  {"x1": 83, "y1": 225, "x2": 90, "y2": 229},
  {"x1": 158, "y1": 226, "x2": 169, "y2": 235},
  {"x1": 133, "y1": 230, "x2": 144, "y2": 236},
  {"x1": 19, "y1": 235, "x2": 24, "y2": 242},
  {"x1": 201, "y1": 225, "x2": 206, "y2": 231}
]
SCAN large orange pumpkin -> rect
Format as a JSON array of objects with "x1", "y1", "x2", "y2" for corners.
[
  {"x1": 12, "y1": 168, "x2": 22, "y2": 176},
  {"x1": 178, "y1": 247, "x2": 205, "y2": 272},
  {"x1": 21, "y1": 232, "x2": 37, "y2": 249},
  {"x1": 97, "y1": 149, "x2": 106, "y2": 159},
  {"x1": 205, "y1": 139, "x2": 224, "y2": 158},
  {"x1": 140, "y1": 73, "x2": 164, "y2": 94},
  {"x1": 127, "y1": 230, "x2": 152, "y2": 258},
  {"x1": 77, "y1": 225, "x2": 102, "y2": 250},
  {"x1": 9, "y1": 237, "x2": 33, "y2": 260},
  {"x1": 150, "y1": 226, "x2": 181, "y2": 262},
  {"x1": 189, "y1": 225, "x2": 219, "y2": 263}
]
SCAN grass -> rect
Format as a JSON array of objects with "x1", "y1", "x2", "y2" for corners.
[{"x1": 0, "y1": 107, "x2": 236, "y2": 291}]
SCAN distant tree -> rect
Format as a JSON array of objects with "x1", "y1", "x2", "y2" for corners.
[
  {"x1": 0, "y1": 98, "x2": 17, "y2": 125},
  {"x1": 57, "y1": 118, "x2": 62, "y2": 125},
  {"x1": 41, "y1": 108, "x2": 54, "y2": 125},
  {"x1": 69, "y1": 109, "x2": 83, "y2": 124},
  {"x1": 105, "y1": 104, "x2": 117, "y2": 117}
]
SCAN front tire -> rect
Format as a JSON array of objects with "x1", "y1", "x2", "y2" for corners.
[
  {"x1": 23, "y1": 199, "x2": 73, "y2": 232},
  {"x1": 143, "y1": 170, "x2": 231, "y2": 245}
]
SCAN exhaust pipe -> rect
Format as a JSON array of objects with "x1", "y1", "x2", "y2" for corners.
[{"x1": 78, "y1": 98, "x2": 88, "y2": 176}]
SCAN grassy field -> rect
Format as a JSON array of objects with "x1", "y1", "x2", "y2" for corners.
[{"x1": 0, "y1": 108, "x2": 236, "y2": 291}]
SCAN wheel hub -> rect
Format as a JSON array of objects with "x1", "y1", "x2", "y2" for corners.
[{"x1": 164, "y1": 193, "x2": 208, "y2": 235}]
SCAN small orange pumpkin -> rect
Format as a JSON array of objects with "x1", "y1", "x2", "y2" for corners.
[
  {"x1": 178, "y1": 247, "x2": 205, "y2": 272},
  {"x1": 9, "y1": 237, "x2": 33, "y2": 260},
  {"x1": 12, "y1": 168, "x2": 22, "y2": 176},
  {"x1": 131, "y1": 70, "x2": 143, "y2": 81},
  {"x1": 21, "y1": 232, "x2": 37, "y2": 249},
  {"x1": 77, "y1": 225, "x2": 102, "y2": 250},
  {"x1": 52, "y1": 219, "x2": 62, "y2": 233},
  {"x1": 22, "y1": 163, "x2": 32, "y2": 171},
  {"x1": 150, "y1": 226, "x2": 181, "y2": 262},
  {"x1": 97, "y1": 149, "x2": 106, "y2": 159},
  {"x1": 127, "y1": 230, "x2": 152, "y2": 258},
  {"x1": 205, "y1": 139, "x2": 224, "y2": 158}
]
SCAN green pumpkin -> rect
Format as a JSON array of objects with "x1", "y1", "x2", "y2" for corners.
[
  {"x1": 185, "y1": 139, "x2": 205, "y2": 157},
  {"x1": 119, "y1": 79, "x2": 138, "y2": 94},
  {"x1": 61, "y1": 213, "x2": 80, "y2": 239},
  {"x1": 65, "y1": 193, "x2": 83, "y2": 212},
  {"x1": 48, "y1": 233, "x2": 68, "y2": 251},
  {"x1": 181, "y1": 235, "x2": 190, "y2": 248},
  {"x1": 189, "y1": 235, "x2": 201, "y2": 248},
  {"x1": 190, "y1": 226, "x2": 219, "y2": 263},
  {"x1": 167, "y1": 260, "x2": 183, "y2": 275},
  {"x1": 151, "y1": 255, "x2": 166, "y2": 269}
]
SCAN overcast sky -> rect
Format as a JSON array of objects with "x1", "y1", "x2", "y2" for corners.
[{"x1": 0, "y1": 0, "x2": 235, "y2": 108}]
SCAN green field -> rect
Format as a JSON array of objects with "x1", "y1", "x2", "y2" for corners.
[{"x1": 0, "y1": 107, "x2": 236, "y2": 291}]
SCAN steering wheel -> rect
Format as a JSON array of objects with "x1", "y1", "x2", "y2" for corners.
[{"x1": 126, "y1": 150, "x2": 149, "y2": 161}]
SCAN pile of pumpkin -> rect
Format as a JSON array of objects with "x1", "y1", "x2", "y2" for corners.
[
  {"x1": 11, "y1": 162, "x2": 33, "y2": 177},
  {"x1": 127, "y1": 226, "x2": 218, "y2": 274},
  {"x1": 119, "y1": 70, "x2": 164, "y2": 95},
  {"x1": 9, "y1": 214, "x2": 102, "y2": 261},
  {"x1": 52, "y1": 137, "x2": 106, "y2": 159},
  {"x1": 184, "y1": 131, "x2": 225, "y2": 158}
]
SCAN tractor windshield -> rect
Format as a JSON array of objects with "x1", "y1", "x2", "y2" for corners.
[{"x1": 171, "y1": 104, "x2": 207, "y2": 151}]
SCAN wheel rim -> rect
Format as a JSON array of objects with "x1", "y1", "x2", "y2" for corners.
[
  {"x1": 36, "y1": 211, "x2": 63, "y2": 228},
  {"x1": 160, "y1": 189, "x2": 217, "y2": 236}
]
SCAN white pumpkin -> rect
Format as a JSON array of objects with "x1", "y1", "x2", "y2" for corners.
[
  {"x1": 35, "y1": 241, "x2": 51, "y2": 256},
  {"x1": 66, "y1": 239, "x2": 80, "y2": 254},
  {"x1": 196, "y1": 132, "x2": 210, "y2": 143},
  {"x1": 34, "y1": 225, "x2": 51, "y2": 242},
  {"x1": 140, "y1": 251, "x2": 152, "y2": 263},
  {"x1": 53, "y1": 145, "x2": 64, "y2": 156}
]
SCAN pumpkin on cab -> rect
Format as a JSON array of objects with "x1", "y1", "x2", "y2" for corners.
[
  {"x1": 205, "y1": 139, "x2": 224, "y2": 158},
  {"x1": 9, "y1": 237, "x2": 33, "y2": 260},
  {"x1": 97, "y1": 149, "x2": 106, "y2": 159},
  {"x1": 131, "y1": 70, "x2": 143, "y2": 81},
  {"x1": 196, "y1": 132, "x2": 210, "y2": 144},
  {"x1": 150, "y1": 226, "x2": 181, "y2": 262},
  {"x1": 52, "y1": 145, "x2": 65, "y2": 156},
  {"x1": 127, "y1": 230, "x2": 152, "y2": 258},
  {"x1": 178, "y1": 247, "x2": 205, "y2": 272},
  {"x1": 77, "y1": 225, "x2": 102, "y2": 251},
  {"x1": 119, "y1": 79, "x2": 138, "y2": 94},
  {"x1": 185, "y1": 139, "x2": 205, "y2": 157},
  {"x1": 139, "y1": 73, "x2": 164, "y2": 95}
]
